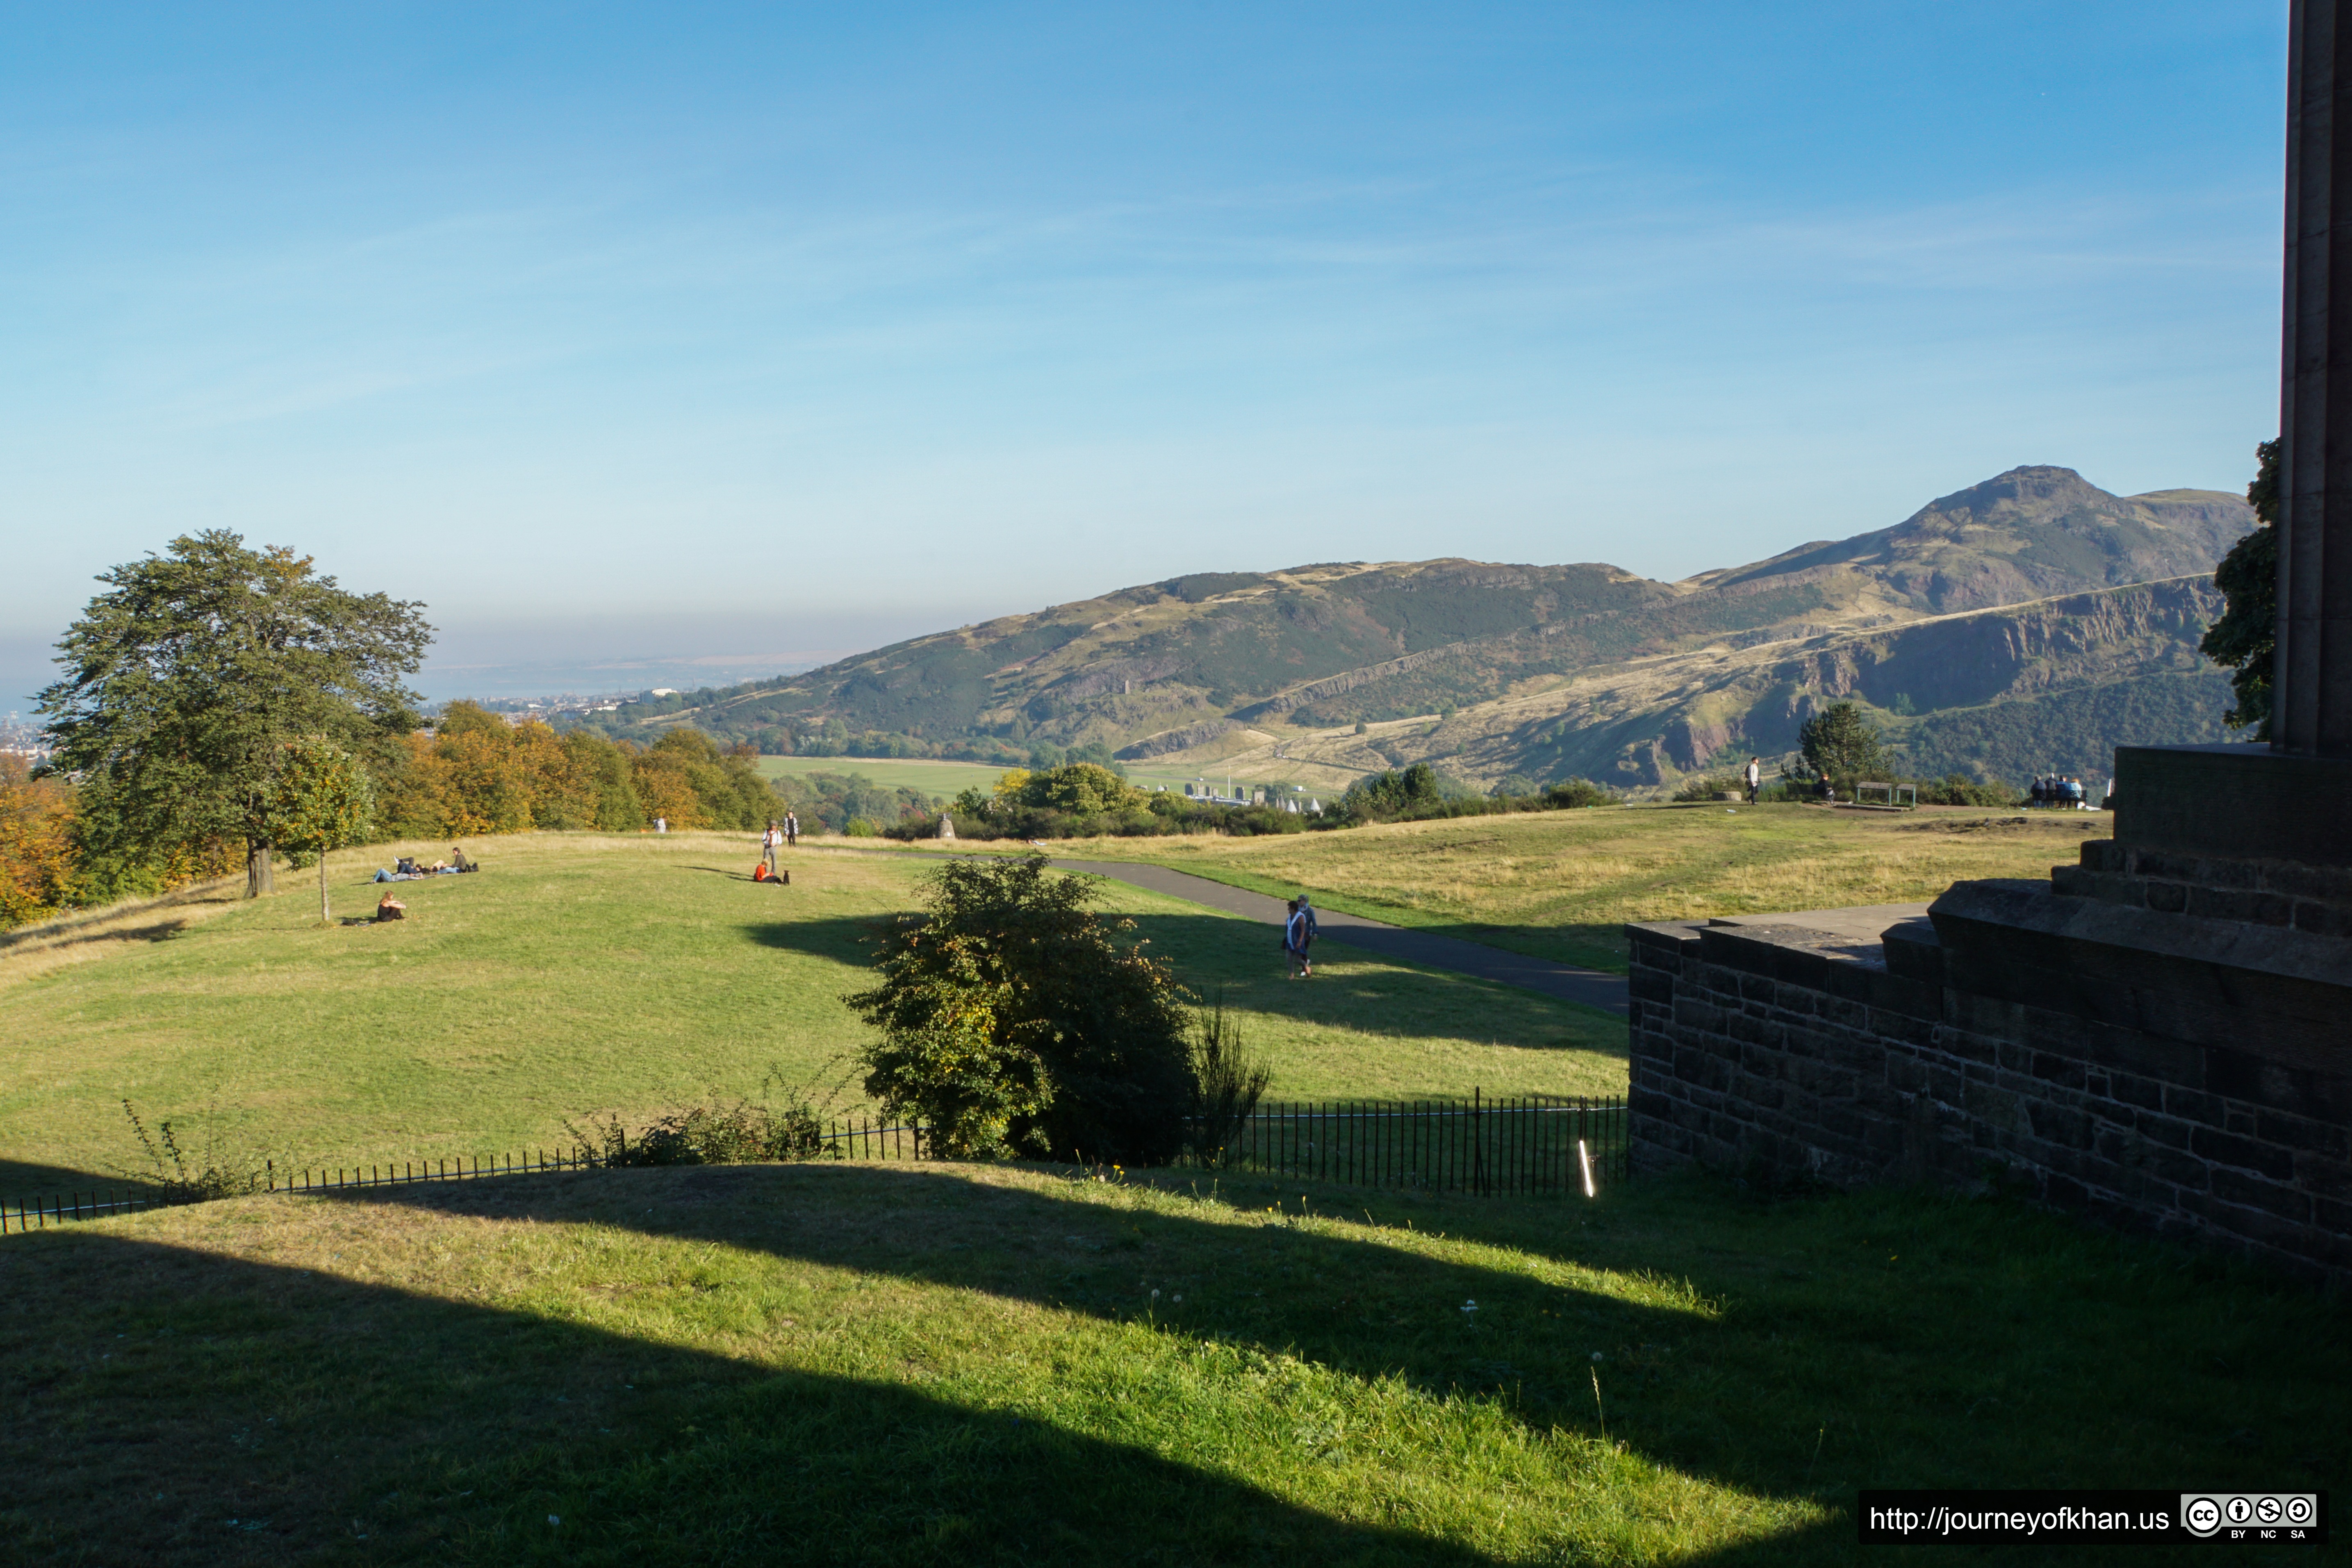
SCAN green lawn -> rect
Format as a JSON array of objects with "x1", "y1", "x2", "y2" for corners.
[
  {"x1": 0, "y1": 834, "x2": 1623, "y2": 1195},
  {"x1": 1039, "y1": 804, "x2": 2114, "y2": 972},
  {"x1": 755, "y1": 755, "x2": 1011, "y2": 797},
  {"x1": 0, "y1": 1160, "x2": 2333, "y2": 1564}
]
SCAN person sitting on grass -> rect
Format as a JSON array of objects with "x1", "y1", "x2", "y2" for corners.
[
  {"x1": 375, "y1": 892, "x2": 407, "y2": 922},
  {"x1": 450, "y1": 845, "x2": 476, "y2": 872}
]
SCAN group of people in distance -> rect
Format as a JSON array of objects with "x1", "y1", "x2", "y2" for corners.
[
  {"x1": 366, "y1": 845, "x2": 480, "y2": 922},
  {"x1": 371, "y1": 846, "x2": 477, "y2": 883},
  {"x1": 2031, "y1": 775, "x2": 2096, "y2": 810}
]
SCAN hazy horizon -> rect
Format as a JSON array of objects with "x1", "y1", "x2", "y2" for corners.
[{"x1": 5, "y1": 3, "x2": 2286, "y2": 716}]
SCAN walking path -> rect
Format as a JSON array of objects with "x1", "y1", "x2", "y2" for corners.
[{"x1": 1049, "y1": 858, "x2": 1629, "y2": 1017}]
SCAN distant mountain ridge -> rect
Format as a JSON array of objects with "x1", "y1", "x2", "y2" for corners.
[{"x1": 600, "y1": 466, "x2": 2253, "y2": 791}]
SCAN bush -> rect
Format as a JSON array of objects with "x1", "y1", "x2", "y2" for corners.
[
  {"x1": 1189, "y1": 1001, "x2": 1272, "y2": 1167},
  {"x1": 1672, "y1": 774, "x2": 1741, "y2": 803},
  {"x1": 567, "y1": 1101, "x2": 830, "y2": 1167},
  {"x1": 1915, "y1": 773, "x2": 2020, "y2": 808},
  {"x1": 843, "y1": 816, "x2": 880, "y2": 837},
  {"x1": 1541, "y1": 777, "x2": 1616, "y2": 809},
  {"x1": 1341, "y1": 763, "x2": 1453, "y2": 821},
  {"x1": 847, "y1": 853, "x2": 1195, "y2": 1164},
  {"x1": 118, "y1": 1099, "x2": 266, "y2": 1202}
]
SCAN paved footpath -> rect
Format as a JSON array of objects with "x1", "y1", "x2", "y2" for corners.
[{"x1": 1050, "y1": 858, "x2": 1629, "y2": 1017}]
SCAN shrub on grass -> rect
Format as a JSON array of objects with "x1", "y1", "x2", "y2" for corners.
[
  {"x1": 118, "y1": 1099, "x2": 266, "y2": 1202},
  {"x1": 843, "y1": 816, "x2": 880, "y2": 837},
  {"x1": 1671, "y1": 774, "x2": 1740, "y2": 803},
  {"x1": 1189, "y1": 1001, "x2": 1272, "y2": 1167},
  {"x1": 1915, "y1": 773, "x2": 2022, "y2": 808},
  {"x1": 847, "y1": 853, "x2": 1195, "y2": 1164},
  {"x1": 1541, "y1": 777, "x2": 1616, "y2": 809},
  {"x1": 566, "y1": 1101, "x2": 830, "y2": 1167}
]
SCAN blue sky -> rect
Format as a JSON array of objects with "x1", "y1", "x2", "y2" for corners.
[{"x1": 1, "y1": 2, "x2": 2288, "y2": 712}]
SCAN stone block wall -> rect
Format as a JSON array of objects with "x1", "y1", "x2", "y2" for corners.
[{"x1": 1627, "y1": 881, "x2": 2352, "y2": 1284}]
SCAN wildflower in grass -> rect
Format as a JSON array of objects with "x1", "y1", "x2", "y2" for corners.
[{"x1": 1462, "y1": 1299, "x2": 1477, "y2": 1314}]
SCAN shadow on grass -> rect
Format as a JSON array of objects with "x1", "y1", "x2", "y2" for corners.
[
  {"x1": 0, "y1": 1154, "x2": 155, "y2": 1203},
  {"x1": 16, "y1": 1161, "x2": 2330, "y2": 1563},
  {"x1": 0, "y1": 1214, "x2": 1532, "y2": 1565},
  {"x1": 740, "y1": 911, "x2": 1626, "y2": 1057},
  {"x1": 345, "y1": 1164, "x2": 2349, "y2": 1546}
]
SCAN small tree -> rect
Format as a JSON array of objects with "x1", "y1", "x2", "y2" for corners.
[
  {"x1": 847, "y1": 854, "x2": 1195, "y2": 1163},
  {"x1": 1798, "y1": 702, "x2": 1888, "y2": 784},
  {"x1": 1189, "y1": 1001, "x2": 1271, "y2": 1167},
  {"x1": 268, "y1": 739, "x2": 374, "y2": 925},
  {"x1": 2201, "y1": 437, "x2": 2278, "y2": 737}
]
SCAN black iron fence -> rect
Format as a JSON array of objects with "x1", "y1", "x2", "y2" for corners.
[
  {"x1": 0, "y1": 1113, "x2": 924, "y2": 1235},
  {"x1": 2, "y1": 1095, "x2": 1625, "y2": 1234},
  {"x1": 1214, "y1": 1092, "x2": 1626, "y2": 1196}
]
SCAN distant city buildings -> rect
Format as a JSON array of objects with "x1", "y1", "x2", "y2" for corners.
[{"x1": 0, "y1": 713, "x2": 52, "y2": 765}]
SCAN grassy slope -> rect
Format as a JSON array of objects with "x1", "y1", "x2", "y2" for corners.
[
  {"x1": 0, "y1": 835, "x2": 1624, "y2": 1193},
  {"x1": 753, "y1": 755, "x2": 1286, "y2": 800},
  {"x1": 755, "y1": 755, "x2": 1009, "y2": 796},
  {"x1": 1035, "y1": 804, "x2": 2114, "y2": 972},
  {"x1": 1, "y1": 1162, "x2": 2334, "y2": 1565}
]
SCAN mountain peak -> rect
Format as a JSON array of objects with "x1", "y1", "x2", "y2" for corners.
[{"x1": 1908, "y1": 465, "x2": 2106, "y2": 528}]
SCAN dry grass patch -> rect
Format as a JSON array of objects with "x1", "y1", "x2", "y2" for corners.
[{"x1": 1048, "y1": 804, "x2": 2111, "y2": 970}]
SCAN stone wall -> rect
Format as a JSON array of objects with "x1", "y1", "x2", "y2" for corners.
[{"x1": 1627, "y1": 872, "x2": 2352, "y2": 1284}]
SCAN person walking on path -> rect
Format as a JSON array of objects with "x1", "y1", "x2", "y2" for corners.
[
  {"x1": 1744, "y1": 756, "x2": 1762, "y2": 804},
  {"x1": 784, "y1": 810, "x2": 799, "y2": 848},
  {"x1": 1282, "y1": 899, "x2": 1309, "y2": 978},
  {"x1": 1286, "y1": 893, "x2": 1320, "y2": 978},
  {"x1": 762, "y1": 821, "x2": 781, "y2": 876}
]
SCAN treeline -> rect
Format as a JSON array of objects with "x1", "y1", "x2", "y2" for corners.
[
  {"x1": 0, "y1": 708, "x2": 943, "y2": 931},
  {"x1": 0, "y1": 756, "x2": 80, "y2": 929},
  {"x1": 577, "y1": 698, "x2": 1134, "y2": 779},
  {"x1": 895, "y1": 760, "x2": 1617, "y2": 843}
]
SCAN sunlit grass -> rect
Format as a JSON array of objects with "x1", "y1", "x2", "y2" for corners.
[
  {"x1": 0, "y1": 833, "x2": 1623, "y2": 1192},
  {"x1": 1048, "y1": 804, "x2": 2110, "y2": 970}
]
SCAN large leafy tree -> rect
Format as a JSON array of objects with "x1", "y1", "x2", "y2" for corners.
[
  {"x1": 2200, "y1": 438, "x2": 2278, "y2": 737},
  {"x1": 1799, "y1": 701, "x2": 1889, "y2": 783},
  {"x1": 38, "y1": 532, "x2": 430, "y2": 897},
  {"x1": 847, "y1": 853, "x2": 1196, "y2": 1163}
]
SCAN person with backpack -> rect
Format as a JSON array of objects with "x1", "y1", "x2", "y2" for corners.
[
  {"x1": 1289, "y1": 894, "x2": 1320, "y2": 978},
  {"x1": 1282, "y1": 899, "x2": 1308, "y2": 979}
]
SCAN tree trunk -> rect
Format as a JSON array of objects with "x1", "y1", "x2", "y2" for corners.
[
  {"x1": 246, "y1": 840, "x2": 274, "y2": 898},
  {"x1": 319, "y1": 849, "x2": 331, "y2": 926}
]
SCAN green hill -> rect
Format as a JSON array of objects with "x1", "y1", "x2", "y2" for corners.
[{"x1": 583, "y1": 466, "x2": 2251, "y2": 792}]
